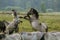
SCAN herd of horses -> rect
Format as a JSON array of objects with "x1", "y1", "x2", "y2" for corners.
[{"x1": 0, "y1": 8, "x2": 48, "y2": 40}]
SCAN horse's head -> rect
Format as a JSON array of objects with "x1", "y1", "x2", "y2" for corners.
[
  {"x1": 27, "y1": 8, "x2": 39, "y2": 19},
  {"x1": 12, "y1": 9, "x2": 17, "y2": 18}
]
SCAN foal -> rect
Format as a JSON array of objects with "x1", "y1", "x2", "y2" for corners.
[{"x1": 24, "y1": 8, "x2": 48, "y2": 32}]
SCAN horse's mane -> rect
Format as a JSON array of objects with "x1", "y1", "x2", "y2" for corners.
[{"x1": 30, "y1": 8, "x2": 39, "y2": 19}]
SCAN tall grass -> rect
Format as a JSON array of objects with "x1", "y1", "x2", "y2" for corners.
[{"x1": 0, "y1": 13, "x2": 60, "y2": 32}]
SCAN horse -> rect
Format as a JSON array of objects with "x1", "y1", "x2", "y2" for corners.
[
  {"x1": 0, "y1": 20, "x2": 6, "y2": 33},
  {"x1": 0, "y1": 20, "x2": 6, "y2": 40},
  {"x1": 3, "y1": 32, "x2": 45, "y2": 40},
  {"x1": 3, "y1": 10, "x2": 23, "y2": 34},
  {"x1": 1, "y1": 32, "x2": 60, "y2": 40},
  {"x1": 21, "y1": 32, "x2": 45, "y2": 40},
  {"x1": 24, "y1": 8, "x2": 48, "y2": 32},
  {"x1": 3, "y1": 20, "x2": 19, "y2": 34}
]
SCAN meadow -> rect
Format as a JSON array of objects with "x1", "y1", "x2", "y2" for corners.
[{"x1": 0, "y1": 12, "x2": 60, "y2": 32}]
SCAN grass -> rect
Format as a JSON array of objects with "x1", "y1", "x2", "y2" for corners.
[{"x1": 0, "y1": 13, "x2": 60, "y2": 32}]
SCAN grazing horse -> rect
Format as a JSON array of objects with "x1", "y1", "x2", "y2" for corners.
[{"x1": 24, "y1": 8, "x2": 48, "y2": 32}]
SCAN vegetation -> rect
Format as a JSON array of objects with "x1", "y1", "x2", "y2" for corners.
[
  {"x1": 0, "y1": 0, "x2": 60, "y2": 12},
  {"x1": 0, "y1": 13, "x2": 60, "y2": 32},
  {"x1": 41, "y1": 3, "x2": 46, "y2": 13}
]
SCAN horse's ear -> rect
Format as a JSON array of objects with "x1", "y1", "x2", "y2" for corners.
[
  {"x1": 30, "y1": 8, "x2": 33, "y2": 10},
  {"x1": 31, "y1": 8, "x2": 34, "y2": 12}
]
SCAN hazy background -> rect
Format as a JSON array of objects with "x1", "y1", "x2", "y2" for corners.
[{"x1": 0, "y1": 0, "x2": 60, "y2": 12}]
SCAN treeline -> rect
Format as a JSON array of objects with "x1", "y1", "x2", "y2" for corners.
[{"x1": 0, "y1": 0, "x2": 60, "y2": 12}]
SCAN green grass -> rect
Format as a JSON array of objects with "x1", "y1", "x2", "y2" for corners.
[{"x1": 0, "y1": 13, "x2": 60, "y2": 32}]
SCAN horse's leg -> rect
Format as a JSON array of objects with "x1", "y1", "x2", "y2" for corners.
[
  {"x1": 9, "y1": 29, "x2": 14, "y2": 34},
  {"x1": 32, "y1": 27, "x2": 37, "y2": 31},
  {"x1": 5, "y1": 29, "x2": 9, "y2": 34},
  {"x1": 45, "y1": 26, "x2": 48, "y2": 32},
  {"x1": 40, "y1": 34, "x2": 45, "y2": 40},
  {"x1": 14, "y1": 24, "x2": 19, "y2": 33},
  {"x1": 2, "y1": 25, "x2": 6, "y2": 33},
  {"x1": 15, "y1": 27, "x2": 19, "y2": 33}
]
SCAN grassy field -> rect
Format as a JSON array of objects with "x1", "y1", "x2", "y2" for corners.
[{"x1": 0, "y1": 12, "x2": 60, "y2": 32}]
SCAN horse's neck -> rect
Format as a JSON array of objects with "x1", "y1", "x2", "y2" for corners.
[
  {"x1": 13, "y1": 16, "x2": 19, "y2": 21},
  {"x1": 12, "y1": 19, "x2": 17, "y2": 23},
  {"x1": 4, "y1": 21, "x2": 10, "y2": 27},
  {"x1": 30, "y1": 15, "x2": 38, "y2": 22},
  {"x1": 12, "y1": 16, "x2": 19, "y2": 24},
  {"x1": 31, "y1": 14, "x2": 37, "y2": 19}
]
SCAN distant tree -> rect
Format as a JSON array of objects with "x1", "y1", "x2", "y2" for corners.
[
  {"x1": 26, "y1": 1, "x2": 31, "y2": 11},
  {"x1": 41, "y1": 3, "x2": 46, "y2": 13}
]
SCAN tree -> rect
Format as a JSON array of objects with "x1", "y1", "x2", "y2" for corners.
[
  {"x1": 26, "y1": 1, "x2": 31, "y2": 11},
  {"x1": 41, "y1": 2, "x2": 46, "y2": 13}
]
